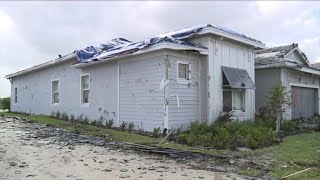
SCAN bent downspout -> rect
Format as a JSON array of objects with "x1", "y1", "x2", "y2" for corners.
[{"x1": 161, "y1": 55, "x2": 180, "y2": 131}]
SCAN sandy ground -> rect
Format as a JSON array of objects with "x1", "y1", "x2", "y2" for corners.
[{"x1": 0, "y1": 117, "x2": 245, "y2": 180}]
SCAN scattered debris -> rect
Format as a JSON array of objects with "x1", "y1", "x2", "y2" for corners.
[
  {"x1": 9, "y1": 162, "x2": 17, "y2": 166},
  {"x1": 280, "y1": 168, "x2": 312, "y2": 180}
]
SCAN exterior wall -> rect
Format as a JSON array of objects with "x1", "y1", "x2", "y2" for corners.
[
  {"x1": 190, "y1": 36, "x2": 256, "y2": 122},
  {"x1": 10, "y1": 53, "x2": 166, "y2": 130},
  {"x1": 119, "y1": 53, "x2": 165, "y2": 131},
  {"x1": 10, "y1": 58, "x2": 119, "y2": 122},
  {"x1": 255, "y1": 68, "x2": 281, "y2": 111},
  {"x1": 10, "y1": 50, "x2": 204, "y2": 132},
  {"x1": 285, "y1": 50, "x2": 305, "y2": 64},
  {"x1": 281, "y1": 68, "x2": 320, "y2": 119},
  {"x1": 164, "y1": 51, "x2": 203, "y2": 130}
]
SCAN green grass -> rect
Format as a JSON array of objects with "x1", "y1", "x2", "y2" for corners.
[
  {"x1": 265, "y1": 132, "x2": 320, "y2": 179},
  {"x1": 1, "y1": 112, "x2": 319, "y2": 179}
]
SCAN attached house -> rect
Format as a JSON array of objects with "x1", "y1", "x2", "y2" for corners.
[
  {"x1": 6, "y1": 24, "x2": 264, "y2": 132},
  {"x1": 255, "y1": 43, "x2": 320, "y2": 119}
]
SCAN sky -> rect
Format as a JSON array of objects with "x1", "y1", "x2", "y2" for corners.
[{"x1": 0, "y1": 1, "x2": 320, "y2": 97}]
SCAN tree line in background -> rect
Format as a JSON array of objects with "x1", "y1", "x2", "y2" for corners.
[{"x1": 0, "y1": 97, "x2": 10, "y2": 110}]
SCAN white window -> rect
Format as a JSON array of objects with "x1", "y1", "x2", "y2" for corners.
[
  {"x1": 14, "y1": 87, "x2": 17, "y2": 104},
  {"x1": 52, "y1": 80, "x2": 59, "y2": 104},
  {"x1": 177, "y1": 61, "x2": 191, "y2": 81},
  {"x1": 223, "y1": 89, "x2": 245, "y2": 111},
  {"x1": 81, "y1": 74, "x2": 90, "y2": 104}
]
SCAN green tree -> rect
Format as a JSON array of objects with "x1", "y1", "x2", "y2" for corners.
[
  {"x1": 0, "y1": 97, "x2": 10, "y2": 111},
  {"x1": 266, "y1": 84, "x2": 292, "y2": 133}
]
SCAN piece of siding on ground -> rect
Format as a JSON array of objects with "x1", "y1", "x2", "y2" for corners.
[
  {"x1": 119, "y1": 56, "x2": 165, "y2": 132},
  {"x1": 166, "y1": 54, "x2": 200, "y2": 130}
]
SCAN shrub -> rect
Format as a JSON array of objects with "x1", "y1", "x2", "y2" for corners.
[
  {"x1": 152, "y1": 127, "x2": 161, "y2": 138},
  {"x1": 177, "y1": 134, "x2": 188, "y2": 144},
  {"x1": 50, "y1": 111, "x2": 55, "y2": 118},
  {"x1": 0, "y1": 97, "x2": 10, "y2": 110},
  {"x1": 218, "y1": 106, "x2": 233, "y2": 124},
  {"x1": 91, "y1": 120, "x2": 97, "y2": 125},
  {"x1": 61, "y1": 112, "x2": 68, "y2": 120},
  {"x1": 82, "y1": 116, "x2": 89, "y2": 124},
  {"x1": 256, "y1": 117, "x2": 276, "y2": 130},
  {"x1": 55, "y1": 111, "x2": 61, "y2": 119},
  {"x1": 138, "y1": 128, "x2": 144, "y2": 135},
  {"x1": 167, "y1": 130, "x2": 176, "y2": 142},
  {"x1": 70, "y1": 114, "x2": 75, "y2": 122},
  {"x1": 212, "y1": 128, "x2": 230, "y2": 149},
  {"x1": 120, "y1": 121, "x2": 127, "y2": 131},
  {"x1": 97, "y1": 116, "x2": 104, "y2": 126},
  {"x1": 128, "y1": 122, "x2": 135, "y2": 132},
  {"x1": 77, "y1": 114, "x2": 84, "y2": 122},
  {"x1": 281, "y1": 120, "x2": 299, "y2": 132},
  {"x1": 177, "y1": 120, "x2": 276, "y2": 149},
  {"x1": 105, "y1": 119, "x2": 113, "y2": 128}
]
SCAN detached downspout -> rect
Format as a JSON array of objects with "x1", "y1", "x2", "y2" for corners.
[
  {"x1": 163, "y1": 55, "x2": 170, "y2": 130},
  {"x1": 161, "y1": 54, "x2": 180, "y2": 132}
]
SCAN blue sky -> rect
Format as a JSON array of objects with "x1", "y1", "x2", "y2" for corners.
[{"x1": 0, "y1": 1, "x2": 320, "y2": 97}]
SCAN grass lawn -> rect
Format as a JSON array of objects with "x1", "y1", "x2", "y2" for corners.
[
  {"x1": 1, "y1": 112, "x2": 319, "y2": 179},
  {"x1": 265, "y1": 132, "x2": 320, "y2": 179}
]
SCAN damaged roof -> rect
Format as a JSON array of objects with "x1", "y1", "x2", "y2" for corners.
[
  {"x1": 254, "y1": 43, "x2": 320, "y2": 75},
  {"x1": 76, "y1": 24, "x2": 265, "y2": 63},
  {"x1": 6, "y1": 24, "x2": 264, "y2": 79},
  {"x1": 255, "y1": 43, "x2": 310, "y2": 67},
  {"x1": 255, "y1": 43, "x2": 307, "y2": 60}
]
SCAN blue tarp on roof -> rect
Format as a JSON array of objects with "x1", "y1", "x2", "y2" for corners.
[{"x1": 76, "y1": 24, "x2": 262, "y2": 63}]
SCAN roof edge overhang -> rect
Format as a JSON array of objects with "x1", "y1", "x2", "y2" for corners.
[
  {"x1": 196, "y1": 28, "x2": 265, "y2": 48},
  {"x1": 5, "y1": 53, "x2": 76, "y2": 79},
  {"x1": 255, "y1": 62, "x2": 320, "y2": 76},
  {"x1": 73, "y1": 42, "x2": 208, "y2": 68}
]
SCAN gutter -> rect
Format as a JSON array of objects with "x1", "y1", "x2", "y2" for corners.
[
  {"x1": 5, "y1": 53, "x2": 76, "y2": 79},
  {"x1": 255, "y1": 62, "x2": 320, "y2": 76}
]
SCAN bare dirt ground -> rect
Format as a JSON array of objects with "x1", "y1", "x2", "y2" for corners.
[{"x1": 0, "y1": 117, "x2": 246, "y2": 180}]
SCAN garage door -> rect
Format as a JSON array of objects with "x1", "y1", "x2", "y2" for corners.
[{"x1": 291, "y1": 86, "x2": 317, "y2": 119}]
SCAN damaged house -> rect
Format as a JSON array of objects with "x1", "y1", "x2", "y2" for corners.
[
  {"x1": 255, "y1": 43, "x2": 320, "y2": 119},
  {"x1": 6, "y1": 24, "x2": 264, "y2": 132}
]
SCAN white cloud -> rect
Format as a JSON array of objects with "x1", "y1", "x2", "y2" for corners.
[{"x1": 0, "y1": 1, "x2": 320, "y2": 97}]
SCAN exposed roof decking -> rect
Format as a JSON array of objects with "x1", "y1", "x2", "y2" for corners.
[{"x1": 255, "y1": 43, "x2": 320, "y2": 76}]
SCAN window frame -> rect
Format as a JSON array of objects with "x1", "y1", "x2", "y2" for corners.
[
  {"x1": 223, "y1": 89, "x2": 245, "y2": 112},
  {"x1": 177, "y1": 61, "x2": 191, "y2": 84},
  {"x1": 51, "y1": 79, "x2": 60, "y2": 105},
  {"x1": 14, "y1": 87, "x2": 18, "y2": 104},
  {"x1": 80, "y1": 74, "x2": 90, "y2": 106}
]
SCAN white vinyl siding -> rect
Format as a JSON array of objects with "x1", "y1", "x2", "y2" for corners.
[
  {"x1": 52, "y1": 80, "x2": 59, "y2": 104},
  {"x1": 119, "y1": 56, "x2": 164, "y2": 131},
  {"x1": 168, "y1": 55, "x2": 200, "y2": 130},
  {"x1": 81, "y1": 74, "x2": 90, "y2": 104}
]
